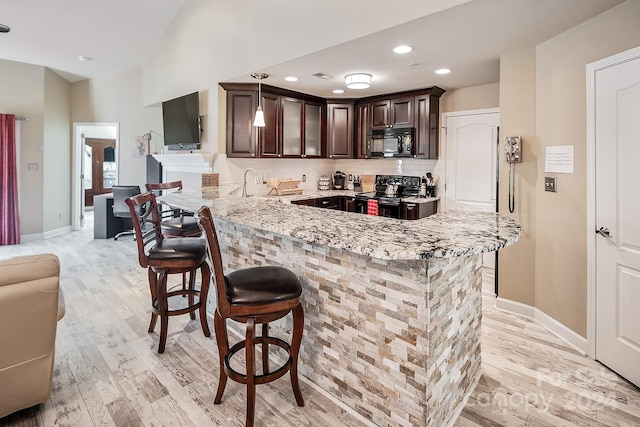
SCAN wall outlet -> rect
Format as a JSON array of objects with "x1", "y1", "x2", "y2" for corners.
[
  {"x1": 302, "y1": 174, "x2": 306, "y2": 182},
  {"x1": 545, "y1": 177, "x2": 557, "y2": 192}
]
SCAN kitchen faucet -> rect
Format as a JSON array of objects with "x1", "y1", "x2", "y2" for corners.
[{"x1": 242, "y1": 168, "x2": 261, "y2": 197}]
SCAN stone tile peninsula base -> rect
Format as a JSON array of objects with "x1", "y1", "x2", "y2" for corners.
[{"x1": 214, "y1": 219, "x2": 483, "y2": 427}]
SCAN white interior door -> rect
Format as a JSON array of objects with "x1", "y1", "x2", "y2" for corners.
[
  {"x1": 594, "y1": 51, "x2": 640, "y2": 388},
  {"x1": 444, "y1": 111, "x2": 499, "y2": 268}
]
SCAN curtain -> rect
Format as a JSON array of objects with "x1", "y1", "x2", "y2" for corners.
[{"x1": 0, "y1": 114, "x2": 20, "y2": 245}]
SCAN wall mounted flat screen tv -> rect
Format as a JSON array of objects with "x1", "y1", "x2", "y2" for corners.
[{"x1": 162, "y1": 91, "x2": 201, "y2": 150}]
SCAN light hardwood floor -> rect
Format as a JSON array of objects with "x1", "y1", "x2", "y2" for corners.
[{"x1": 1, "y1": 213, "x2": 638, "y2": 426}]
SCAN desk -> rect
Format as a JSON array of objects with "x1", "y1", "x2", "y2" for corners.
[{"x1": 93, "y1": 193, "x2": 126, "y2": 239}]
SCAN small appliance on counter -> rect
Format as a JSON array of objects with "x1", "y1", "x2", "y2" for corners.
[
  {"x1": 353, "y1": 175, "x2": 362, "y2": 192},
  {"x1": 318, "y1": 175, "x2": 331, "y2": 191},
  {"x1": 333, "y1": 171, "x2": 346, "y2": 190}
]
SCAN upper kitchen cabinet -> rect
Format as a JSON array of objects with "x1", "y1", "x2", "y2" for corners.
[
  {"x1": 221, "y1": 83, "x2": 325, "y2": 159},
  {"x1": 355, "y1": 103, "x2": 369, "y2": 159},
  {"x1": 258, "y1": 92, "x2": 282, "y2": 158},
  {"x1": 282, "y1": 97, "x2": 324, "y2": 158},
  {"x1": 368, "y1": 97, "x2": 414, "y2": 130},
  {"x1": 414, "y1": 87, "x2": 445, "y2": 159},
  {"x1": 355, "y1": 87, "x2": 444, "y2": 159},
  {"x1": 327, "y1": 101, "x2": 354, "y2": 159},
  {"x1": 225, "y1": 90, "x2": 258, "y2": 158}
]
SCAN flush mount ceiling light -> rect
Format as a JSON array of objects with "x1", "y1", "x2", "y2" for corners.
[
  {"x1": 332, "y1": 89, "x2": 344, "y2": 94},
  {"x1": 251, "y1": 72, "x2": 268, "y2": 127},
  {"x1": 345, "y1": 73, "x2": 372, "y2": 90},
  {"x1": 0, "y1": 24, "x2": 10, "y2": 33},
  {"x1": 285, "y1": 76, "x2": 298, "y2": 82},
  {"x1": 78, "y1": 55, "x2": 93, "y2": 62},
  {"x1": 393, "y1": 45, "x2": 413, "y2": 54},
  {"x1": 435, "y1": 68, "x2": 451, "y2": 75}
]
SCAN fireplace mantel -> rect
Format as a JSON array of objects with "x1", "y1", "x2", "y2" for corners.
[{"x1": 152, "y1": 153, "x2": 216, "y2": 187}]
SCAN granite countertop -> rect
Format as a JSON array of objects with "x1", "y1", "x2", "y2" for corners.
[{"x1": 159, "y1": 187, "x2": 520, "y2": 260}]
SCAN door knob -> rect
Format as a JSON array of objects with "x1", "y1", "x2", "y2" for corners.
[{"x1": 596, "y1": 227, "x2": 612, "y2": 238}]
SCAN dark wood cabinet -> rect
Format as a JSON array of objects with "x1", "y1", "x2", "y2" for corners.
[
  {"x1": 414, "y1": 92, "x2": 442, "y2": 159},
  {"x1": 355, "y1": 103, "x2": 369, "y2": 159},
  {"x1": 390, "y1": 97, "x2": 413, "y2": 127},
  {"x1": 344, "y1": 196, "x2": 355, "y2": 212},
  {"x1": 315, "y1": 196, "x2": 342, "y2": 210},
  {"x1": 225, "y1": 90, "x2": 258, "y2": 158},
  {"x1": 401, "y1": 201, "x2": 437, "y2": 220},
  {"x1": 258, "y1": 92, "x2": 282, "y2": 158},
  {"x1": 370, "y1": 100, "x2": 390, "y2": 129},
  {"x1": 280, "y1": 97, "x2": 324, "y2": 158},
  {"x1": 327, "y1": 102, "x2": 354, "y2": 159},
  {"x1": 368, "y1": 97, "x2": 413, "y2": 130},
  {"x1": 291, "y1": 198, "x2": 315, "y2": 207},
  {"x1": 222, "y1": 82, "x2": 443, "y2": 160}
]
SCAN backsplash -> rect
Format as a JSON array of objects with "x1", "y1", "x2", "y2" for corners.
[{"x1": 217, "y1": 155, "x2": 440, "y2": 196}]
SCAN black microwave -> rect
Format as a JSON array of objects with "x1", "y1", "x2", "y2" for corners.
[{"x1": 366, "y1": 127, "x2": 414, "y2": 158}]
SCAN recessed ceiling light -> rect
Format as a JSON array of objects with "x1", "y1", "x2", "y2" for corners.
[
  {"x1": 0, "y1": 24, "x2": 10, "y2": 33},
  {"x1": 435, "y1": 68, "x2": 451, "y2": 75},
  {"x1": 78, "y1": 55, "x2": 93, "y2": 62},
  {"x1": 285, "y1": 76, "x2": 298, "y2": 82},
  {"x1": 393, "y1": 45, "x2": 413, "y2": 54},
  {"x1": 332, "y1": 89, "x2": 344, "y2": 94}
]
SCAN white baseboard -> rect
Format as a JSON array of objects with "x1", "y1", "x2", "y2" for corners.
[
  {"x1": 495, "y1": 297, "x2": 588, "y2": 355},
  {"x1": 21, "y1": 226, "x2": 72, "y2": 243}
]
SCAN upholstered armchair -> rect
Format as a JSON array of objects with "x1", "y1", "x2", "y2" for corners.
[{"x1": 0, "y1": 254, "x2": 65, "y2": 418}]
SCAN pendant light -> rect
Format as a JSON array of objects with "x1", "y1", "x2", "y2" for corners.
[{"x1": 251, "y1": 72, "x2": 269, "y2": 127}]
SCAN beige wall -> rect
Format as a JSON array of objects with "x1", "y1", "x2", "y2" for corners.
[
  {"x1": 498, "y1": 47, "x2": 538, "y2": 306},
  {"x1": 532, "y1": 0, "x2": 640, "y2": 336},
  {"x1": 0, "y1": 60, "x2": 45, "y2": 236},
  {"x1": 70, "y1": 69, "x2": 162, "y2": 190},
  {"x1": 498, "y1": 0, "x2": 640, "y2": 337},
  {"x1": 43, "y1": 69, "x2": 71, "y2": 233},
  {"x1": 440, "y1": 82, "x2": 499, "y2": 113}
]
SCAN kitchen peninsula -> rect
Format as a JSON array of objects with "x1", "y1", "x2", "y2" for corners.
[{"x1": 160, "y1": 187, "x2": 521, "y2": 426}]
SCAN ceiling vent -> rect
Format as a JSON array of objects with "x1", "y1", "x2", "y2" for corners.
[{"x1": 312, "y1": 72, "x2": 334, "y2": 80}]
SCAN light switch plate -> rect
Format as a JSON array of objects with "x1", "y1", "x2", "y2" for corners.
[{"x1": 545, "y1": 177, "x2": 557, "y2": 192}]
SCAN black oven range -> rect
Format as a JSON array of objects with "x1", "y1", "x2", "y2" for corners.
[{"x1": 354, "y1": 175, "x2": 424, "y2": 219}]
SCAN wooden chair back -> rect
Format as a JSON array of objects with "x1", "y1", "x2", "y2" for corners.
[
  {"x1": 125, "y1": 192, "x2": 163, "y2": 269},
  {"x1": 195, "y1": 206, "x2": 231, "y2": 317}
]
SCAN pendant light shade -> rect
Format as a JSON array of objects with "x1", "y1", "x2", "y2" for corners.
[
  {"x1": 251, "y1": 72, "x2": 269, "y2": 127},
  {"x1": 345, "y1": 73, "x2": 372, "y2": 89},
  {"x1": 253, "y1": 106, "x2": 265, "y2": 127}
]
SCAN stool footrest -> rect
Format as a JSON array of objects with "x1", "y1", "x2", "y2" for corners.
[{"x1": 225, "y1": 336, "x2": 292, "y2": 385}]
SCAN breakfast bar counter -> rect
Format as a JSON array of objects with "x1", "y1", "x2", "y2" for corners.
[{"x1": 159, "y1": 187, "x2": 521, "y2": 426}]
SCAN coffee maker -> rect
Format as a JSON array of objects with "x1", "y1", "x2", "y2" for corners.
[{"x1": 333, "y1": 171, "x2": 346, "y2": 190}]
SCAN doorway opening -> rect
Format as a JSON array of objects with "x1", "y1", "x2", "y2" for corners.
[{"x1": 72, "y1": 123, "x2": 119, "y2": 231}]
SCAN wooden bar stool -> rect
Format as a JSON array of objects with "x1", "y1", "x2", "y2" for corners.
[
  {"x1": 145, "y1": 181, "x2": 201, "y2": 238},
  {"x1": 126, "y1": 192, "x2": 210, "y2": 353},
  {"x1": 146, "y1": 181, "x2": 201, "y2": 293},
  {"x1": 196, "y1": 206, "x2": 304, "y2": 426}
]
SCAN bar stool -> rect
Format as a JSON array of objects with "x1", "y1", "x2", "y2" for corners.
[
  {"x1": 146, "y1": 181, "x2": 200, "y2": 293},
  {"x1": 196, "y1": 206, "x2": 304, "y2": 426},
  {"x1": 126, "y1": 192, "x2": 210, "y2": 353},
  {"x1": 145, "y1": 181, "x2": 200, "y2": 238}
]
